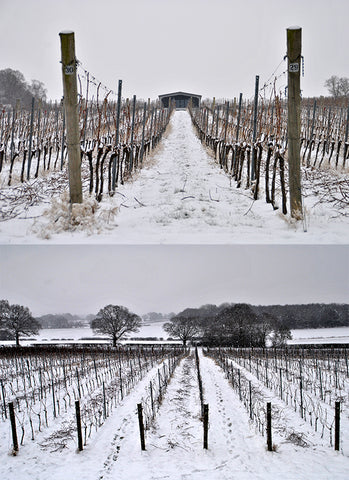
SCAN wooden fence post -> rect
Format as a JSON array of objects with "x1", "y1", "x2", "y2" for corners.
[
  {"x1": 8, "y1": 402, "x2": 18, "y2": 453},
  {"x1": 335, "y1": 401, "x2": 340, "y2": 451},
  {"x1": 75, "y1": 400, "x2": 83, "y2": 451},
  {"x1": 137, "y1": 403, "x2": 146, "y2": 450},
  {"x1": 59, "y1": 30, "x2": 83, "y2": 204},
  {"x1": 267, "y1": 402, "x2": 272, "y2": 451},
  {"x1": 203, "y1": 404, "x2": 209, "y2": 449},
  {"x1": 287, "y1": 26, "x2": 303, "y2": 219}
]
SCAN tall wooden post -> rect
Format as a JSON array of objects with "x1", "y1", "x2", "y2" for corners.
[
  {"x1": 111, "y1": 79, "x2": 122, "y2": 192},
  {"x1": 287, "y1": 26, "x2": 303, "y2": 219},
  {"x1": 203, "y1": 404, "x2": 209, "y2": 449},
  {"x1": 236, "y1": 93, "x2": 243, "y2": 143},
  {"x1": 59, "y1": 30, "x2": 83, "y2": 204},
  {"x1": 129, "y1": 94, "x2": 137, "y2": 172},
  {"x1": 75, "y1": 400, "x2": 83, "y2": 451},
  {"x1": 335, "y1": 401, "x2": 340, "y2": 451},
  {"x1": 9, "y1": 402, "x2": 18, "y2": 452},
  {"x1": 26, "y1": 97, "x2": 35, "y2": 179},
  {"x1": 140, "y1": 102, "x2": 147, "y2": 165},
  {"x1": 267, "y1": 402, "x2": 272, "y2": 451},
  {"x1": 251, "y1": 75, "x2": 259, "y2": 181},
  {"x1": 137, "y1": 403, "x2": 146, "y2": 450}
]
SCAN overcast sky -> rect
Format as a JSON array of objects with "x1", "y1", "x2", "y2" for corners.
[
  {"x1": 0, "y1": 245, "x2": 347, "y2": 317},
  {"x1": 1, "y1": 0, "x2": 349, "y2": 101}
]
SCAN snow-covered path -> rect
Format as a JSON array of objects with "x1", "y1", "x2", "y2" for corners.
[
  {"x1": 2, "y1": 110, "x2": 347, "y2": 243},
  {"x1": 199, "y1": 352, "x2": 349, "y2": 479},
  {"x1": 1, "y1": 350, "x2": 348, "y2": 480},
  {"x1": 110, "y1": 351, "x2": 349, "y2": 480},
  {"x1": 104, "y1": 111, "x2": 310, "y2": 244}
]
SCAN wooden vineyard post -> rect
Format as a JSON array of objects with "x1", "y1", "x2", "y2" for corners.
[
  {"x1": 75, "y1": 400, "x2": 83, "y2": 451},
  {"x1": 267, "y1": 402, "x2": 272, "y2": 451},
  {"x1": 26, "y1": 97, "x2": 35, "y2": 180},
  {"x1": 59, "y1": 30, "x2": 83, "y2": 204},
  {"x1": 137, "y1": 403, "x2": 146, "y2": 450},
  {"x1": 236, "y1": 93, "x2": 243, "y2": 143},
  {"x1": 129, "y1": 94, "x2": 137, "y2": 172},
  {"x1": 251, "y1": 75, "x2": 259, "y2": 182},
  {"x1": 8, "y1": 402, "x2": 18, "y2": 453},
  {"x1": 1, "y1": 380, "x2": 7, "y2": 419},
  {"x1": 287, "y1": 26, "x2": 303, "y2": 219},
  {"x1": 140, "y1": 102, "x2": 147, "y2": 165},
  {"x1": 203, "y1": 404, "x2": 209, "y2": 449},
  {"x1": 335, "y1": 401, "x2": 340, "y2": 451},
  {"x1": 103, "y1": 381, "x2": 107, "y2": 420},
  {"x1": 344, "y1": 106, "x2": 349, "y2": 167}
]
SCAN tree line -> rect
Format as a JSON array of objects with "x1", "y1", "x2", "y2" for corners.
[
  {"x1": 163, "y1": 302, "x2": 348, "y2": 347},
  {"x1": 0, "y1": 68, "x2": 47, "y2": 109},
  {"x1": 1, "y1": 299, "x2": 347, "y2": 347},
  {"x1": 164, "y1": 303, "x2": 292, "y2": 347}
]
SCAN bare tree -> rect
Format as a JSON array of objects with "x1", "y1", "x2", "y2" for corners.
[
  {"x1": 30, "y1": 79, "x2": 47, "y2": 102},
  {"x1": 91, "y1": 305, "x2": 142, "y2": 347},
  {"x1": 0, "y1": 301, "x2": 41, "y2": 346},
  {"x1": 324, "y1": 75, "x2": 349, "y2": 97},
  {"x1": 163, "y1": 315, "x2": 201, "y2": 346}
]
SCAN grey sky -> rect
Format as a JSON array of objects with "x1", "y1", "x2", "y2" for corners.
[
  {"x1": 1, "y1": 0, "x2": 349, "y2": 101},
  {"x1": 0, "y1": 245, "x2": 347, "y2": 316}
]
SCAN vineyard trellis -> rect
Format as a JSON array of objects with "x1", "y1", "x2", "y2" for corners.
[
  {"x1": 0, "y1": 345, "x2": 185, "y2": 452},
  {"x1": 0, "y1": 56, "x2": 173, "y2": 221},
  {"x1": 189, "y1": 83, "x2": 349, "y2": 218},
  {"x1": 204, "y1": 347, "x2": 347, "y2": 450}
]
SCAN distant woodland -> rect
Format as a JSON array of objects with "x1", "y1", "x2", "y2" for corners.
[
  {"x1": 177, "y1": 303, "x2": 348, "y2": 329},
  {"x1": 34, "y1": 304, "x2": 348, "y2": 330},
  {"x1": 35, "y1": 313, "x2": 91, "y2": 329}
]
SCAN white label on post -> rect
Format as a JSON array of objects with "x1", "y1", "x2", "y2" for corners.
[
  {"x1": 65, "y1": 65, "x2": 75, "y2": 75},
  {"x1": 289, "y1": 63, "x2": 299, "y2": 73}
]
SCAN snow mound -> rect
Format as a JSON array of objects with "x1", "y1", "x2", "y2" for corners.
[{"x1": 31, "y1": 193, "x2": 119, "y2": 239}]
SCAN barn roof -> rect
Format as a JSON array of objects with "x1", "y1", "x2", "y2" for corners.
[{"x1": 158, "y1": 91, "x2": 202, "y2": 99}]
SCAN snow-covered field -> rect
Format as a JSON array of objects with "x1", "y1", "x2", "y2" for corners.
[
  {"x1": 1, "y1": 325, "x2": 349, "y2": 347},
  {"x1": 289, "y1": 327, "x2": 349, "y2": 344},
  {"x1": 1, "y1": 348, "x2": 348, "y2": 480},
  {"x1": 1, "y1": 111, "x2": 348, "y2": 244}
]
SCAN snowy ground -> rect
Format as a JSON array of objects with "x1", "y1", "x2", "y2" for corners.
[
  {"x1": 1, "y1": 349, "x2": 348, "y2": 480},
  {"x1": 1, "y1": 326, "x2": 349, "y2": 347},
  {"x1": 1, "y1": 111, "x2": 348, "y2": 244}
]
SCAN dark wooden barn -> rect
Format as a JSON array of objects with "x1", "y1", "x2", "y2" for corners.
[{"x1": 158, "y1": 91, "x2": 201, "y2": 109}]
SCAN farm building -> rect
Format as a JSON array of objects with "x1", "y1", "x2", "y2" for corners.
[{"x1": 158, "y1": 91, "x2": 201, "y2": 109}]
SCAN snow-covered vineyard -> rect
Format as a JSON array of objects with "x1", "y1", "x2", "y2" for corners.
[
  {"x1": 0, "y1": 109, "x2": 348, "y2": 244},
  {"x1": 0, "y1": 346, "x2": 348, "y2": 480}
]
